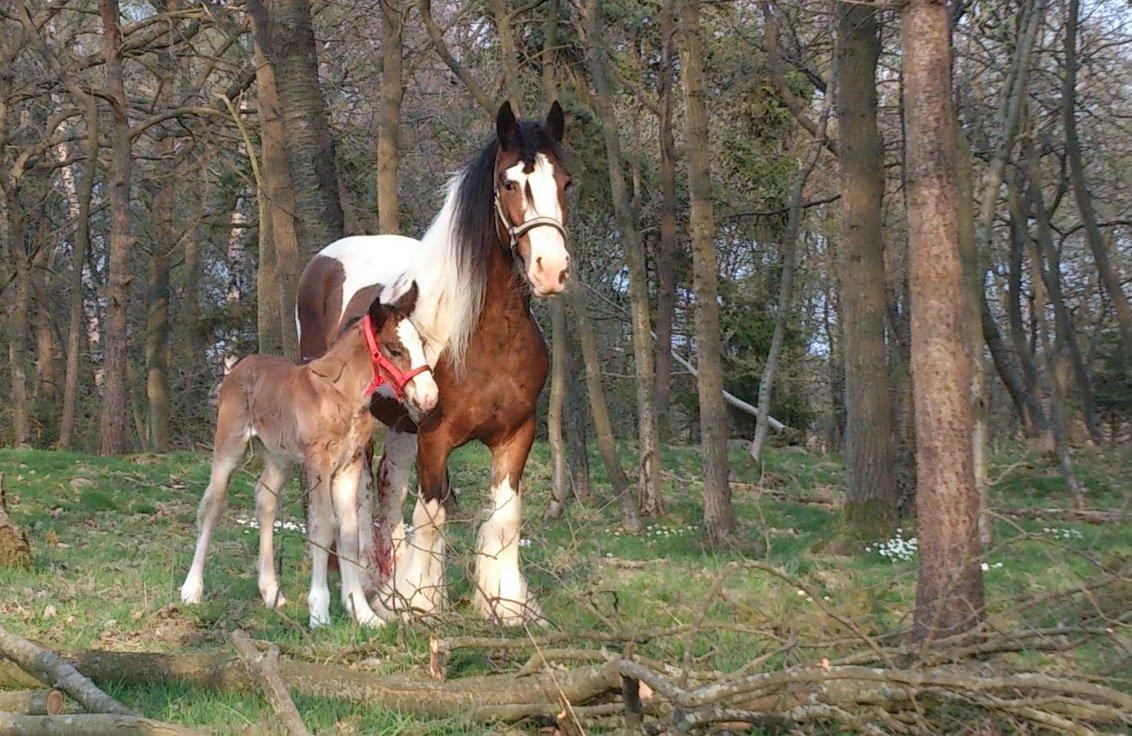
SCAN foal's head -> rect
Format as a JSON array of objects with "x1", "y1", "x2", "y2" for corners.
[
  {"x1": 492, "y1": 101, "x2": 572, "y2": 297},
  {"x1": 367, "y1": 282, "x2": 439, "y2": 415}
]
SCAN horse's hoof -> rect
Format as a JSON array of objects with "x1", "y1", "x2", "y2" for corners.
[
  {"x1": 180, "y1": 582, "x2": 203, "y2": 605},
  {"x1": 478, "y1": 596, "x2": 545, "y2": 627},
  {"x1": 261, "y1": 589, "x2": 288, "y2": 610}
]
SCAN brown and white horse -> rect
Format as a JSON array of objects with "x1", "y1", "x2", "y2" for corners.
[
  {"x1": 180, "y1": 283, "x2": 437, "y2": 628},
  {"x1": 296, "y1": 102, "x2": 571, "y2": 624}
]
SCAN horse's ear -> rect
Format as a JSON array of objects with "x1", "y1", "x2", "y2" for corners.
[
  {"x1": 496, "y1": 101, "x2": 517, "y2": 149},
  {"x1": 546, "y1": 100, "x2": 564, "y2": 143},
  {"x1": 391, "y1": 281, "x2": 419, "y2": 317}
]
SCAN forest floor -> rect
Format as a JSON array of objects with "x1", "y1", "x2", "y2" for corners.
[{"x1": 0, "y1": 438, "x2": 1128, "y2": 734}]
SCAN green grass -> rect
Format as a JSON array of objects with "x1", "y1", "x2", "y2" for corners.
[{"x1": 0, "y1": 439, "x2": 1128, "y2": 733}]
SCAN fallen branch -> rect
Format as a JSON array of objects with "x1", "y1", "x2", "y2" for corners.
[
  {"x1": 0, "y1": 625, "x2": 134, "y2": 716},
  {"x1": 0, "y1": 690, "x2": 64, "y2": 715},
  {"x1": 0, "y1": 712, "x2": 202, "y2": 736},
  {"x1": 994, "y1": 507, "x2": 1130, "y2": 524},
  {"x1": 229, "y1": 630, "x2": 311, "y2": 736},
  {"x1": 0, "y1": 650, "x2": 620, "y2": 722},
  {"x1": 729, "y1": 482, "x2": 838, "y2": 507}
]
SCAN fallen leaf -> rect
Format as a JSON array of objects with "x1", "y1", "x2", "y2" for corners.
[
  {"x1": 43, "y1": 604, "x2": 57, "y2": 619},
  {"x1": 46, "y1": 530, "x2": 58, "y2": 547}
]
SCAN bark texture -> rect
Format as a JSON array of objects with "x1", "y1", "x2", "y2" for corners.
[
  {"x1": 377, "y1": 0, "x2": 404, "y2": 234},
  {"x1": 835, "y1": 1, "x2": 896, "y2": 540},
  {"x1": 97, "y1": 0, "x2": 135, "y2": 455},
  {"x1": 680, "y1": 0, "x2": 733, "y2": 546},
  {"x1": 269, "y1": 0, "x2": 344, "y2": 255},
  {"x1": 902, "y1": 0, "x2": 984, "y2": 640}
]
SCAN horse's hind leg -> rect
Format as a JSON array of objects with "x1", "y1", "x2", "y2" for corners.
[
  {"x1": 255, "y1": 453, "x2": 292, "y2": 609},
  {"x1": 365, "y1": 429, "x2": 417, "y2": 596},
  {"x1": 181, "y1": 431, "x2": 247, "y2": 604}
]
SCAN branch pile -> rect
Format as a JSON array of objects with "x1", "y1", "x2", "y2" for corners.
[{"x1": 1, "y1": 563, "x2": 1127, "y2": 734}]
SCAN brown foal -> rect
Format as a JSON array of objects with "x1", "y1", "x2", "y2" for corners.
[{"x1": 180, "y1": 283, "x2": 437, "y2": 628}]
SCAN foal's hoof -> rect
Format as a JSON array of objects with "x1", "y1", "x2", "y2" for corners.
[{"x1": 180, "y1": 581, "x2": 203, "y2": 605}]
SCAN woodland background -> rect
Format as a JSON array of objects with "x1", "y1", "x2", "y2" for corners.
[{"x1": 1, "y1": 0, "x2": 1128, "y2": 535}]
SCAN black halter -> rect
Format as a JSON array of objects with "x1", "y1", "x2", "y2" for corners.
[{"x1": 494, "y1": 191, "x2": 567, "y2": 252}]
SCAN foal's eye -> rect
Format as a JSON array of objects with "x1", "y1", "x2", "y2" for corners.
[{"x1": 386, "y1": 347, "x2": 404, "y2": 358}]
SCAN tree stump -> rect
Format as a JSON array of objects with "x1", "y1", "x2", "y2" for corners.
[{"x1": 0, "y1": 473, "x2": 32, "y2": 569}]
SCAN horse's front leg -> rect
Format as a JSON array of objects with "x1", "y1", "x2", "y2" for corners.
[
  {"x1": 332, "y1": 454, "x2": 383, "y2": 627},
  {"x1": 474, "y1": 417, "x2": 543, "y2": 625},
  {"x1": 303, "y1": 461, "x2": 334, "y2": 628},
  {"x1": 378, "y1": 432, "x2": 449, "y2": 618},
  {"x1": 362, "y1": 429, "x2": 417, "y2": 596}
]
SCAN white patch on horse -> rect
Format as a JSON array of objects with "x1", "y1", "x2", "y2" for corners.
[
  {"x1": 473, "y1": 475, "x2": 540, "y2": 624},
  {"x1": 502, "y1": 154, "x2": 569, "y2": 296},
  {"x1": 379, "y1": 495, "x2": 447, "y2": 617}
]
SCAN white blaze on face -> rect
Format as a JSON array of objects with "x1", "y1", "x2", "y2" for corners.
[
  {"x1": 395, "y1": 317, "x2": 438, "y2": 414},
  {"x1": 503, "y1": 153, "x2": 570, "y2": 296}
]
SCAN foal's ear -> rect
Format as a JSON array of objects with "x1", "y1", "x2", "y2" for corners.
[
  {"x1": 546, "y1": 100, "x2": 564, "y2": 143},
  {"x1": 391, "y1": 281, "x2": 419, "y2": 317},
  {"x1": 496, "y1": 101, "x2": 518, "y2": 149}
]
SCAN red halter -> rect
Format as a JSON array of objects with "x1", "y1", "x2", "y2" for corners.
[{"x1": 361, "y1": 314, "x2": 432, "y2": 401}]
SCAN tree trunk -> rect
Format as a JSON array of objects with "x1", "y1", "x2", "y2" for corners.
[
  {"x1": 546, "y1": 299, "x2": 569, "y2": 518},
  {"x1": 1024, "y1": 141, "x2": 1102, "y2": 444},
  {"x1": 564, "y1": 353, "x2": 593, "y2": 503},
  {"x1": 96, "y1": 0, "x2": 135, "y2": 455},
  {"x1": 489, "y1": 0, "x2": 522, "y2": 113},
  {"x1": 247, "y1": 0, "x2": 301, "y2": 361},
  {"x1": 377, "y1": 0, "x2": 403, "y2": 234},
  {"x1": 653, "y1": 0, "x2": 679, "y2": 444},
  {"x1": 751, "y1": 105, "x2": 828, "y2": 460},
  {"x1": 269, "y1": 0, "x2": 344, "y2": 255},
  {"x1": 1027, "y1": 240, "x2": 1086, "y2": 506},
  {"x1": 567, "y1": 286, "x2": 641, "y2": 533},
  {"x1": 1063, "y1": 0, "x2": 1132, "y2": 363},
  {"x1": 1005, "y1": 172, "x2": 1048, "y2": 435},
  {"x1": 835, "y1": 1, "x2": 896, "y2": 540},
  {"x1": 680, "y1": 0, "x2": 733, "y2": 547},
  {"x1": 583, "y1": 0, "x2": 662, "y2": 516},
  {"x1": 902, "y1": 0, "x2": 984, "y2": 640}
]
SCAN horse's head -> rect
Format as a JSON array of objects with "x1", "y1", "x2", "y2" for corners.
[
  {"x1": 367, "y1": 282, "x2": 439, "y2": 415},
  {"x1": 493, "y1": 101, "x2": 571, "y2": 297}
]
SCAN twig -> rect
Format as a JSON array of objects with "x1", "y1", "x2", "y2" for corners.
[{"x1": 229, "y1": 630, "x2": 311, "y2": 736}]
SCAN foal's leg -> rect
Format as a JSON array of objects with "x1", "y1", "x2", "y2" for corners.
[
  {"x1": 303, "y1": 462, "x2": 335, "y2": 628},
  {"x1": 381, "y1": 438, "x2": 449, "y2": 617},
  {"x1": 255, "y1": 453, "x2": 292, "y2": 609},
  {"x1": 332, "y1": 456, "x2": 382, "y2": 627},
  {"x1": 181, "y1": 431, "x2": 247, "y2": 604},
  {"x1": 474, "y1": 417, "x2": 542, "y2": 625}
]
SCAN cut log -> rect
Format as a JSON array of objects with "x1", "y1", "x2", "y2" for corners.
[
  {"x1": 0, "y1": 690, "x2": 64, "y2": 716},
  {"x1": 0, "y1": 650, "x2": 619, "y2": 721},
  {"x1": 0, "y1": 474, "x2": 32, "y2": 570},
  {"x1": 0, "y1": 712, "x2": 202, "y2": 736},
  {"x1": 0, "y1": 626, "x2": 134, "y2": 716},
  {"x1": 229, "y1": 631, "x2": 311, "y2": 736}
]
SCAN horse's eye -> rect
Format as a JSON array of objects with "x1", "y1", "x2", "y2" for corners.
[
  {"x1": 563, "y1": 179, "x2": 572, "y2": 191},
  {"x1": 386, "y1": 347, "x2": 403, "y2": 358},
  {"x1": 503, "y1": 179, "x2": 517, "y2": 192}
]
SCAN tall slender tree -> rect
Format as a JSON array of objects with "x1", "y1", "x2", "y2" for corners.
[
  {"x1": 902, "y1": 0, "x2": 984, "y2": 639},
  {"x1": 681, "y1": 0, "x2": 733, "y2": 546},
  {"x1": 835, "y1": 0, "x2": 896, "y2": 540}
]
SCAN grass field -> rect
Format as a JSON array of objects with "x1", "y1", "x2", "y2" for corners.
[{"x1": 0, "y1": 438, "x2": 1128, "y2": 733}]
